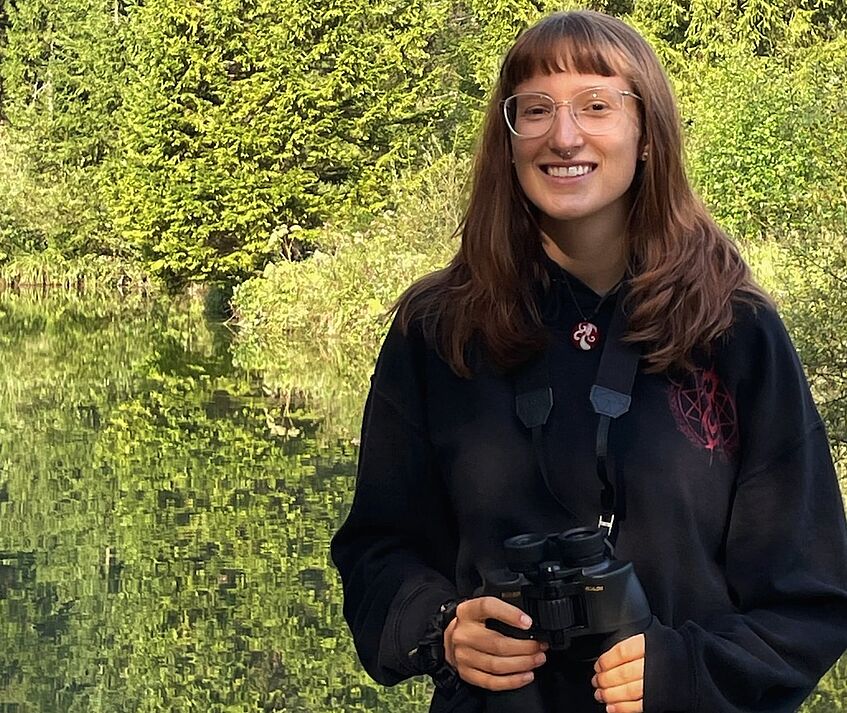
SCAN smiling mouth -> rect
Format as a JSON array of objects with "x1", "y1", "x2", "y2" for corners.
[{"x1": 544, "y1": 164, "x2": 596, "y2": 178}]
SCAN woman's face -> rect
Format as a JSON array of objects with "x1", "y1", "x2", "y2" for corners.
[{"x1": 509, "y1": 71, "x2": 644, "y2": 238}]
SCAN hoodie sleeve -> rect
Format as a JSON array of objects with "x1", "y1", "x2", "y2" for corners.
[
  {"x1": 331, "y1": 318, "x2": 460, "y2": 684},
  {"x1": 643, "y1": 304, "x2": 847, "y2": 713}
]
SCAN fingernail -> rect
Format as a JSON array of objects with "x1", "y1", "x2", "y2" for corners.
[
  {"x1": 594, "y1": 688, "x2": 603, "y2": 701},
  {"x1": 591, "y1": 674, "x2": 598, "y2": 687},
  {"x1": 540, "y1": 641, "x2": 550, "y2": 651},
  {"x1": 520, "y1": 614, "x2": 532, "y2": 628},
  {"x1": 523, "y1": 672, "x2": 534, "y2": 683},
  {"x1": 606, "y1": 706, "x2": 616, "y2": 713},
  {"x1": 534, "y1": 653, "x2": 546, "y2": 666}
]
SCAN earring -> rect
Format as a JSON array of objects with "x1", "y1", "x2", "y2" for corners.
[{"x1": 640, "y1": 150, "x2": 649, "y2": 161}]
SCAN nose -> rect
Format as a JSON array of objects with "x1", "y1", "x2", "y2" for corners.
[{"x1": 548, "y1": 104, "x2": 584, "y2": 150}]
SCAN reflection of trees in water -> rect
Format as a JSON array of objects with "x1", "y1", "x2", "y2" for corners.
[
  {"x1": 232, "y1": 332, "x2": 373, "y2": 445},
  {"x1": 0, "y1": 292, "x2": 429, "y2": 712},
  {"x1": 0, "y1": 289, "x2": 843, "y2": 711}
]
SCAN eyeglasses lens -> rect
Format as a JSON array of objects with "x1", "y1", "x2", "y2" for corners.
[{"x1": 505, "y1": 87, "x2": 624, "y2": 138}]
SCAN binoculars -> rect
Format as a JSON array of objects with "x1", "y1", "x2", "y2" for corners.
[{"x1": 479, "y1": 527, "x2": 652, "y2": 713}]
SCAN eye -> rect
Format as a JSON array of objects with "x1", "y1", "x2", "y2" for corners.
[
  {"x1": 578, "y1": 97, "x2": 612, "y2": 114},
  {"x1": 521, "y1": 103, "x2": 553, "y2": 120},
  {"x1": 574, "y1": 88, "x2": 618, "y2": 116}
]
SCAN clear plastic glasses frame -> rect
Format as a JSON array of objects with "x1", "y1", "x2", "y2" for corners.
[{"x1": 502, "y1": 86, "x2": 642, "y2": 138}]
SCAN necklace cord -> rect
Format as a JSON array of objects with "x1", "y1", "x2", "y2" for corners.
[{"x1": 560, "y1": 270, "x2": 623, "y2": 321}]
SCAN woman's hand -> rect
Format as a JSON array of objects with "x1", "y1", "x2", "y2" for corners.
[
  {"x1": 443, "y1": 596, "x2": 548, "y2": 691},
  {"x1": 591, "y1": 634, "x2": 646, "y2": 713}
]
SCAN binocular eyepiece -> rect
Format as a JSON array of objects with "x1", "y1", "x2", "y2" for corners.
[{"x1": 503, "y1": 526, "x2": 607, "y2": 573}]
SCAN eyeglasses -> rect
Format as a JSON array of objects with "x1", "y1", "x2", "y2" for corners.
[{"x1": 502, "y1": 86, "x2": 642, "y2": 138}]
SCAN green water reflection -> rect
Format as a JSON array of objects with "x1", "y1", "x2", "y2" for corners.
[
  {"x1": 0, "y1": 291, "x2": 430, "y2": 713},
  {"x1": 0, "y1": 291, "x2": 842, "y2": 712}
]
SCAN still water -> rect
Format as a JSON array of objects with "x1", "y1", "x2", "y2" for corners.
[
  {"x1": 0, "y1": 291, "x2": 841, "y2": 712},
  {"x1": 0, "y1": 291, "x2": 430, "y2": 712}
]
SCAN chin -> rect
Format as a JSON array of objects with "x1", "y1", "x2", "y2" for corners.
[{"x1": 540, "y1": 206, "x2": 593, "y2": 223}]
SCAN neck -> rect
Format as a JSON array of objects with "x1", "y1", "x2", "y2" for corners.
[
  {"x1": 540, "y1": 218, "x2": 627, "y2": 295},
  {"x1": 537, "y1": 193, "x2": 631, "y2": 294}
]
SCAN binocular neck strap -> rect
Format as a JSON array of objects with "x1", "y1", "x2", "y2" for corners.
[
  {"x1": 514, "y1": 284, "x2": 641, "y2": 544},
  {"x1": 515, "y1": 352, "x2": 578, "y2": 523}
]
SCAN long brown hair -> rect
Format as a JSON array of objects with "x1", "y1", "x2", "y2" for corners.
[{"x1": 395, "y1": 10, "x2": 770, "y2": 376}]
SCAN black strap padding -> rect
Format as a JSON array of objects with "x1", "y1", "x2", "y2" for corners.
[
  {"x1": 516, "y1": 388, "x2": 553, "y2": 429},
  {"x1": 590, "y1": 285, "x2": 640, "y2": 417},
  {"x1": 596, "y1": 414, "x2": 614, "y2": 513}
]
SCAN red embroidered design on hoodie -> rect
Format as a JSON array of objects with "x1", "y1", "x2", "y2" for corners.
[{"x1": 668, "y1": 368, "x2": 738, "y2": 460}]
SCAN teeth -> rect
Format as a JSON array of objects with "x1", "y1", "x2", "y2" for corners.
[{"x1": 546, "y1": 164, "x2": 594, "y2": 177}]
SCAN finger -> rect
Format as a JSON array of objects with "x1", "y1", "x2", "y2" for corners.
[
  {"x1": 444, "y1": 617, "x2": 459, "y2": 668},
  {"x1": 459, "y1": 667, "x2": 536, "y2": 692},
  {"x1": 452, "y1": 624, "x2": 546, "y2": 657},
  {"x1": 594, "y1": 678, "x2": 644, "y2": 705},
  {"x1": 603, "y1": 701, "x2": 643, "y2": 713},
  {"x1": 592, "y1": 659, "x2": 644, "y2": 689},
  {"x1": 595, "y1": 634, "x2": 645, "y2": 672},
  {"x1": 454, "y1": 648, "x2": 546, "y2": 676},
  {"x1": 458, "y1": 596, "x2": 533, "y2": 629}
]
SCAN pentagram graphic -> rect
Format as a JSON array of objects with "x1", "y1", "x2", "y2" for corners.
[{"x1": 668, "y1": 367, "x2": 738, "y2": 461}]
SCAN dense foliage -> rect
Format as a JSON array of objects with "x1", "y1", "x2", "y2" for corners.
[
  {"x1": 2, "y1": 0, "x2": 494, "y2": 282},
  {"x1": 1, "y1": 0, "x2": 843, "y2": 283}
]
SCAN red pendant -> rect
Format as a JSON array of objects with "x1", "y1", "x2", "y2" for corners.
[{"x1": 571, "y1": 321, "x2": 601, "y2": 351}]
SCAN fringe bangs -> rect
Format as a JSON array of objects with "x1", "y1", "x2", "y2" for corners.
[{"x1": 501, "y1": 12, "x2": 637, "y2": 93}]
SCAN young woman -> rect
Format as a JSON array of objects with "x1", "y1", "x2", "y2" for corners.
[{"x1": 331, "y1": 11, "x2": 847, "y2": 713}]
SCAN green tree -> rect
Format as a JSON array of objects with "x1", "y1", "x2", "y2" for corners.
[
  {"x1": 108, "y1": 0, "x2": 474, "y2": 284},
  {"x1": 0, "y1": 0, "x2": 127, "y2": 257}
]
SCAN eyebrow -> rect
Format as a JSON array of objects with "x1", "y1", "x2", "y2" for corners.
[{"x1": 513, "y1": 82, "x2": 629, "y2": 96}]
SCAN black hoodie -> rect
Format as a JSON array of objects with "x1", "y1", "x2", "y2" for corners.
[{"x1": 332, "y1": 263, "x2": 847, "y2": 712}]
